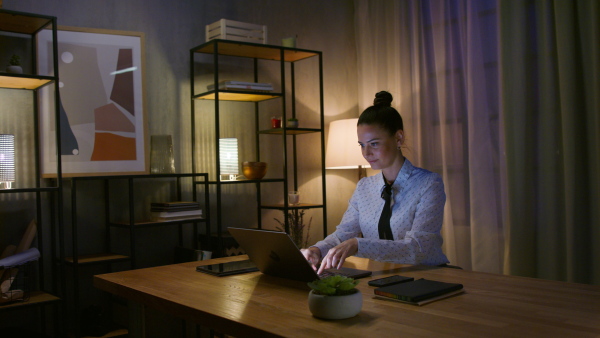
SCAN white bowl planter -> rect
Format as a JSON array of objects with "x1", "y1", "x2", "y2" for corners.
[
  {"x1": 6, "y1": 65, "x2": 23, "y2": 74},
  {"x1": 308, "y1": 289, "x2": 363, "y2": 320}
]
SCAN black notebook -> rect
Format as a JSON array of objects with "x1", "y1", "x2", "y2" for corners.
[{"x1": 374, "y1": 278, "x2": 463, "y2": 305}]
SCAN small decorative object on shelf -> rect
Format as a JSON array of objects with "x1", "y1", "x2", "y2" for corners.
[
  {"x1": 205, "y1": 19, "x2": 267, "y2": 44},
  {"x1": 307, "y1": 275, "x2": 362, "y2": 320},
  {"x1": 0, "y1": 247, "x2": 40, "y2": 305},
  {"x1": 286, "y1": 118, "x2": 299, "y2": 128},
  {"x1": 271, "y1": 116, "x2": 282, "y2": 129},
  {"x1": 6, "y1": 54, "x2": 23, "y2": 74},
  {"x1": 288, "y1": 190, "x2": 300, "y2": 205},
  {"x1": 150, "y1": 135, "x2": 175, "y2": 174},
  {"x1": 282, "y1": 36, "x2": 297, "y2": 48},
  {"x1": 275, "y1": 209, "x2": 311, "y2": 248},
  {"x1": 242, "y1": 161, "x2": 267, "y2": 180}
]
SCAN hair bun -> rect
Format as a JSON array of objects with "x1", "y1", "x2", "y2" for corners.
[{"x1": 373, "y1": 91, "x2": 393, "y2": 107}]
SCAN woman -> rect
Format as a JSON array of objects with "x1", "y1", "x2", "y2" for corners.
[{"x1": 302, "y1": 91, "x2": 448, "y2": 274}]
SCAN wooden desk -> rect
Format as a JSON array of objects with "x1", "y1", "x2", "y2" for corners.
[{"x1": 94, "y1": 255, "x2": 600, "y2": 337}]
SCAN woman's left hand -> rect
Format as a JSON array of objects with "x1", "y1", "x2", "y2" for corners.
[{"x1": 317, "y1": 238, "x2": 358, "y2": 274}]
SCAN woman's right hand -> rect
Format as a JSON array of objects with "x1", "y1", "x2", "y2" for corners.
[{"x1": 301, "y1": 247, "x2": 321, "y2": 270}]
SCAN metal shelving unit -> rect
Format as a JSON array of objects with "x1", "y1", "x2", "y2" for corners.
[
  {"x1": 0, "y1": 8, "x2": 63, "y2": 336},
  {"x1": 190, "y1": 39, "x2": 327, "y2": 255},
  {"x1": 64, "y1": 172, "x2": 210, "y2": 336}
]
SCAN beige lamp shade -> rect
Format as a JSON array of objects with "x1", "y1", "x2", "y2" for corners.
[
  {"x1": 326, "y1": 118, "x2": 370, "y2": 169},
  {"x1": 219, "y1": 138, "x2": 239, "y2": 175}
]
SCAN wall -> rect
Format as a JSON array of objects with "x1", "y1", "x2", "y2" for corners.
[
  {"x1": 2, "y1": 0, "x2": 359, "y2": 252},
  {"x1": 1, "y1": 1, "x2": 360, "y2": 325}
]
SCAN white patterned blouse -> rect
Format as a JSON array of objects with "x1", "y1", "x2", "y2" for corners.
[{"x1": 313, "y1": 158, "x2": 449, "y2": 266}]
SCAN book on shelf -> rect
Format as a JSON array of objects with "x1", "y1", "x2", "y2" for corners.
[
  {"x1": 374, "y1": 278, "x2": 464, "y2": 306},
  {"x1": 207, "y1": 80, "x2": 273, "y2": 91},
  {"x1": 151, "y1": 201, "x2": 200, "y2": 212},
  {"x1": 151, "y1": 208, "x2": 202, "y2": 221},
  {"x1": 151, "y1": 201, "x2": 199, "y2": 208}
]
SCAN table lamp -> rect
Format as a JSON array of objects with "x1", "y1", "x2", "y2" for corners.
[
  {"x1": 326, "y1": 119, "x2": 370, "y2": 180},
  {"x1": 219, "y1": 138, "x2": 238, "y2": 181},
  {"x1": 0, "y1": 134, "x2": 15, "y2": 189}
]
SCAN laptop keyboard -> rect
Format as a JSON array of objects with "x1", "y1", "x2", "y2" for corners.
[
  {"x1": 318, "y1": 268, "x2": 355, "y2": 278},
  {"x1": 317, "y1": 267, "x2": 372, "y2": 279}
]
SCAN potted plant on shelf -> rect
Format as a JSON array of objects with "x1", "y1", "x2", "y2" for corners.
[
  {"x1": 6, "y1": 54, "x2": 23, "y2": 74},
  {"x1": 286, "y1": 118, "x2": 299, "y2": 128},
  {"x1": 307, "y1": 275, "x2": 362, "y2": 319}
]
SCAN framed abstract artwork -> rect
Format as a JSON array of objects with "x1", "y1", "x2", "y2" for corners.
[{"x1": 37, "y1": 26, "x2": 148, "y2": 177}]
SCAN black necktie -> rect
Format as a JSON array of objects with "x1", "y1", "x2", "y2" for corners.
[{"x1": 378, "y1": 183, "x2": 394, "y2": 240}]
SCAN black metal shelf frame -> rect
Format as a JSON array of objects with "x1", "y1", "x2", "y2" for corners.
[
  {"x1": 65, "y1": 172, "x2": 210, "y2": 333},
  {"x1": 190, "y1": 39, "x2": 328, "y2": 253},
  {"x1": 0, "y1": 8, "x2": 64, "y2": 336},
  {"x1": 67, "y1": 173, "x2": 210, "y2": 266}
]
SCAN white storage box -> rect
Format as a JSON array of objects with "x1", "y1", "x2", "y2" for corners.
[{"x1": 206, "y1": 19, "x2": 267, "y2": 44}]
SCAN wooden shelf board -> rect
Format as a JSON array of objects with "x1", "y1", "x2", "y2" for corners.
[
  {"x1": 259, "y1": 128, "x2": 322, "y2": 135},
  {"x1": 208, "y1": 178, "x2": 284, "y2": 184},
  {"x1": 194, "y1": 90, "x2": 281, "y2": 102},
  {"x1": 0, "y1": 75, "x2": 53, "y2": 90},
  {"x1": 65, "y1": 253, "x2": 129, "y2": 264},
  {"x1": 136, "y1": 217, "x2": 205, "y2": 225},
  {"x1": 193, "y1": 39, "x2": 319, "y2": 62},
  {"x1": 67, "y1": 172, "x2": 209, "y2": 181},
  {"x1": 261, "y1": 203, "x2": 324, "y2": 210},
  {"x1": 110, "y1": 217, "x2": 205, "y2": 228},
  {"x1": 0, "y1": 186, "x2": 60, "y2": 194},
  {"x1": 0, "y1": 11, "x2": 54, "y2": 34},
  {"x1": 83, "y1": 328, "x2": 128, "y2": 338},
  {"x1": 0, "y1": 291, "x2": 60, "y2": 310}
]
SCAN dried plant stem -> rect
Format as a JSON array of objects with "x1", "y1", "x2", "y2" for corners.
[{"x1": 274, "y1": 209, "x2": 312, "y2": 248}]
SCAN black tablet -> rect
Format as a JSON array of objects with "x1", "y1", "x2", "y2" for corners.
[{"x1": 196, "y1": 259, "x2": 259, "y2": 276}]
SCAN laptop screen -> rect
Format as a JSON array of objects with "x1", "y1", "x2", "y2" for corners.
[{"x1": 228, "y1": 227, "x2": 371, "y2": 282}]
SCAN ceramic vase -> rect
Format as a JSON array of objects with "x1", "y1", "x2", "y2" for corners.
[{"x1": 150, "y1": 135, "x2": 175, "y2": 174}]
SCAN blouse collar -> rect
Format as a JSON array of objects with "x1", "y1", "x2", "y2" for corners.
[{"x1": 378, "y1": 158, "x2": 414, "y2": 200}]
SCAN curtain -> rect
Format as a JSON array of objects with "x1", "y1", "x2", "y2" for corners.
[
  {"x1": 500, "y1": 0, "x2": 600, "y2": 284},
  {"x1": 354, "y1": 0, "x2": 504, "y2": 273},
  {"x1": 354, "y1": 0, "x2": 600, "y2": 284}
]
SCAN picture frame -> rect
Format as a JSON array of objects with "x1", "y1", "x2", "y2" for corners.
[{"x1": 37, "y1": 26, "x2": 148, "y2": 177}]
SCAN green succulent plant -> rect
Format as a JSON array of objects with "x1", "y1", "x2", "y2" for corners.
[
  {"x1": 9, "y1": 54, "x2": 21, "y2": 66},
  {"x1": 308, "y1": 275, "x2": 359, "y2": 296}
]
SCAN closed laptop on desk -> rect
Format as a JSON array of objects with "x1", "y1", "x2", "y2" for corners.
[{"x1": 228, "y1": 227, "x2": 371, "y2": 283}]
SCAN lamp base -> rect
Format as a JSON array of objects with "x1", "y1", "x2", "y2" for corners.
[
  {"x1": 220, "y1": 174, "x2": 238, "y2": 181},
  {"x1": 358, "y1": 166, "x2": 367, "y2": 181}
]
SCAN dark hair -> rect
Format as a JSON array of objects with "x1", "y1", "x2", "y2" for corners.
[{"x1": 357, "y1": 91, "x2": 403, "y2": 136}]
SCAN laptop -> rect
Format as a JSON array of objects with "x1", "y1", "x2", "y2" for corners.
[{"x1": 228, "y1": 227, "x2": 372, "y2": 283}]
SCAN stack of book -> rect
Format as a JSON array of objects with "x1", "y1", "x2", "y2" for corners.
[
  {"x1": 207, "y1": 80, "x2": 273, "y2": 92},
  {"x1": 151, "y1": 201, "x2": 202, "y2": 221}
]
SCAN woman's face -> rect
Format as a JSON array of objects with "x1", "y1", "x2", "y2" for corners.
[{"x1": 357, "y1": 124, "x2": 403, "y2": 171}]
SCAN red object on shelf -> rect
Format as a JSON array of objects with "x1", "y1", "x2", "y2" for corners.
[{"x1": 271, "y1": 117, "x2": 281, "y2": 128}]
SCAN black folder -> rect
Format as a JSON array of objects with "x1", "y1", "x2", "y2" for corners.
[{"x1": 374, "y1": 278, "x2": 463, "y2": 305}]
